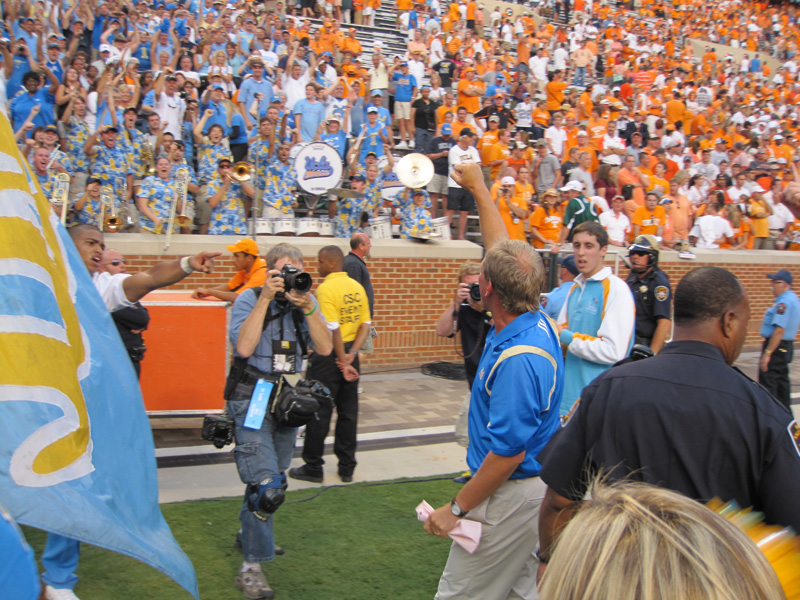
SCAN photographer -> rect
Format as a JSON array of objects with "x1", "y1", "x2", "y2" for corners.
[
  {"x1": 227, "y1": 242, "x2": 332, "y2": 600},
  {"x1": 435, "y1": 262, "x2": 491, "y2": 448}
]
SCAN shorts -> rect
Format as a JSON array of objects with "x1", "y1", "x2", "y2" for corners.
[
  {"x1": 447, "y1": 187, "x2": 475, "y2": 212},
  {"x1": 427, "y1": 173, "x2": 449, "y2": 195},
  {"x1": 395, "y1": 101, "x2": 411, "y2": 120}
]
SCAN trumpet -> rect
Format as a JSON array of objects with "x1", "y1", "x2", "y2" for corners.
[
  {"x1": 101, "y1": 185, "x2": 120, "y2": 232},
  {"x1": 50, "y1": 172, "x2": 71, "y2": 226},
  {"x1": 230, "y1": 161, "x2": 251, "y2": 182}
]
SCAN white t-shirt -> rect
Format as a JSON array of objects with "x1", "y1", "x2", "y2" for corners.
[
  {"x1": 281, "y1": 72, "x2": 311, "y2": 111},
  {"x1": 93, "y1": 272, "x2": 134, "y2": 312},
  {"x1": 153, "y1": 92, "x2": 187, "y2": 140},
  {"x1": 599, "y1": 210, "x2": 631, "y2": 245},
  {"x1": 545, "y1": 126, "x2": 568, "y2": 159},
  {"x1": 690, "y1": 215, "x2": 734, "y2": 248},
  {"x1": 448, "y1": 145, "x2": 481, "y2": 188}
]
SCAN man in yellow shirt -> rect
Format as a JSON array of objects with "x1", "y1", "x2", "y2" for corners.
[
  {"x1": 192, "y1": 238, "x2": 267, "y2": 301},
  {"x1": 290, "y1": 245, "x2": 371, "y2": 483}
]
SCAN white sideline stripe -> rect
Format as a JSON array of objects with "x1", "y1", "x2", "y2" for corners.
[{"x1": 155, "y1": 425, "x2": 455, "y2": 458}]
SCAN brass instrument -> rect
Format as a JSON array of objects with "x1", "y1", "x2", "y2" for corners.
[
  {"x1": 175, "y1": 167, "x2": 192, "y2": 228},
  {"x1": 46, "y1": 144, "x2": 64, "y2": 171},
  {"x1": 50, "y1": 172, "x2": 71, "y2": 226},
  {"x1": 101, "y1": 185, "x2": 120, "y2": 232},
  {"x1": 230, "y1": 161, "x2": 251, "y2": 182},
  {"x1": 142, "y1": 139, "x2": 156, "y2": 176}
]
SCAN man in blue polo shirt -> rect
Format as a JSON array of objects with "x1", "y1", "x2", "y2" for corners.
[
  {"x1": 9, "y1": 71, "x2": 56, "y2": 139},
  {"x1": 390, "y1": 61, "x2": 417, "y2": 150},
  {"x1": 759, "y1": 269, "x2": 800, "y2": 410},
  {"x1": 424, "y1": 162, "x2": 564, "y2": 600}
]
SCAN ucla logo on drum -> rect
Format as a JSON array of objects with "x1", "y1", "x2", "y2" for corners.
[{"x1": 303, "y1": 155, "x2": 334, "y2": 180}]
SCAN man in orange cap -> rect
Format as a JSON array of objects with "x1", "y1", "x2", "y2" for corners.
[{"x1": 193, "y1": 238, "x2": 267, "y2": 301}]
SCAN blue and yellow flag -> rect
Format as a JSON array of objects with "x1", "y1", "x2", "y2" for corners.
[{"x1": 0, "y1": 114, "x2": 198, "y2": 597}]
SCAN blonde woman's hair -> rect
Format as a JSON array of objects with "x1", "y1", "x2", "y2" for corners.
[{"x1": 539, "y1": 480, "x2": 785, "y2": 600}]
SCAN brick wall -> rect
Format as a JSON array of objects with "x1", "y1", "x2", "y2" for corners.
[{"x1": 113, "y1": 234, "x2": 798, "y2": 367}]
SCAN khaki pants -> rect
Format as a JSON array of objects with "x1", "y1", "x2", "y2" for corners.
[
  {"x1": 68, "y1": 172, "x2": 88, "y2": 203},
  {"x1": 435, "y1": 477, "x2": 545, "y2": 600},
  {"x1": 195, "y1": 184, "x2": 212, "y2": 225}
]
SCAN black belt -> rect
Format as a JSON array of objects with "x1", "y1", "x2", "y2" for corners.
[{"x1": 238, "y1": 367, "x2": 280, "y2": 387}]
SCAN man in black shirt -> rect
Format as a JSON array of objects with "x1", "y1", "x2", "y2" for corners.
[
  {"x1": 411, "y1": 87, "x2": 440, "y2": 158},
  {"x1": 433, "y1": 53, "x2": 457, "y2": 88},
  {"x1": 474, "y1": 93, "x2": 516, "y2": 129},
  {"x1": 426, "y1": 123, "x2": 456, "y2": 217},
  {"x1": 435, "y1": 261, "x2": 491, "y2": 447},
  {"x1": 343, "y1": 232, "x2": 375, "y2": 354},
  {"x1": 536, "y1": 267, "x2": 800, "y2": 570}
]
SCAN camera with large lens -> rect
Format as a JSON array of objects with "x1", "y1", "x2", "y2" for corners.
[
  {"x1": 201, "y1": 414, "x2": 234, "y2": 448},
  {"x1": 275, "y1": 264, "x2": 312, "y2": 299},
  {"x1": 463, "y1": 282, "x2": 481, "y2": 304}
]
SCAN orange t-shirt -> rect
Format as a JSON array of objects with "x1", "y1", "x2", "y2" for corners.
[
  {"x1": 632, "y1": 205, "x2": 666, "y2": 235},
  {"x1": 457, "y1": 78, "x2": 483, "y2": 114},
  {"x1": 529, "y1": 206, "x2": 563, "y2": 247}
]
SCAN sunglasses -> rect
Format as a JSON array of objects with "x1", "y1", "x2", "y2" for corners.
[
  {"x1": 108, "y1": 259, "x2": 126, "y2": 266},
  {"x1": 630, "y1": 251, "x2": 649, "y2": 257}
]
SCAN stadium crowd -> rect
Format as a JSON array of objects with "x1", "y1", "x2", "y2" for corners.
[{"x1": 7, "y1": 0, "x2": 800, "y2": 248}]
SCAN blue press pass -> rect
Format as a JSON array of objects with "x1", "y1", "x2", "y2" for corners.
[{"x1": 244, "y1": 379, "x2": 274, "y2": 429}]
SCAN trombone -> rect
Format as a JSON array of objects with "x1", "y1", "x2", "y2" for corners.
[
  {"x1": 164, "y1": 167, "x2": 190, "y2": 251},
  {"x1": 101, "y1": 185, "x2": 120, "y2": 232},
  {"x1": 50, "y1": 172, "x2": 71, "y2": 226},
  {"x1": 230, "y1": 161, "x2": 251, "y2": 182}
]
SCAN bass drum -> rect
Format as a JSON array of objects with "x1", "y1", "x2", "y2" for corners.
[{"x1": 293, "y1": 142, "x2": 343, "y2": 195}]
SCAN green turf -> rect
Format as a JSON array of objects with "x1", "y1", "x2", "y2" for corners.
[{"x1": 23, "y1": 475, "x2": 463, "y2": 599}]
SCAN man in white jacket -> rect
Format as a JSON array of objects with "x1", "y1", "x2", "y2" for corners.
[{"x1": 557, "y1": 221, "x2": 635, "y2": 418}]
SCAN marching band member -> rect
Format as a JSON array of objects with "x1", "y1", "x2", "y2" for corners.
[
  {"x1": 136, "y1": 157, "x2": 180, "y2": 234},
  {"x1": 207, "y1": 158, "x2": 255, "y2": 235}
]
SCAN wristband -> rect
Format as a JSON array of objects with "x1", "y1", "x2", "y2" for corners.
[
  {"x1": 304, "y1": 305, "x2": 317, "y2": 317},
  {"x1": 180, "y1": 256, "x2": 195, "y2": 274},
  {"x1": 535, "y1": 546, "x2": 549, "y2": 564},
  {"x1": 764, "y1": 349, "x2": 772, "y2": 355}
]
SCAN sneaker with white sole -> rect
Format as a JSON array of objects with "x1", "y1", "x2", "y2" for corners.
[
  {"x1": 235, "y1": 566, "x2": 275, "y2": 599},
  {"x1": 396, "y1": 141, "x2": 408, "y2": 150},
  {"x1": 409, "y1": 139, "x2": 415, "y2": 148},
  {"x1": 45, "y1": 586, "x2": 80, "y2": 600}
]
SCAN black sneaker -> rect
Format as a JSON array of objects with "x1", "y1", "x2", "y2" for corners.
[
  {"x1": 338, "y1": 472, "x2": 353, "y2": 483},
  {"x1": 288, "y1": 465, "x2": 323, "y2": 483}
]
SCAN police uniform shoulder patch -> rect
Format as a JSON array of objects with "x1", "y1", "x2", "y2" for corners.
[
  {"x1": 789, "y1": 421, "x2": 800, "y2": 459},
  {"x1": 655, "y1": 286, "x2": 669, "y2": 301},
  {"x1": 777, "y1": 303, "x2": 787, "y2": 315}
]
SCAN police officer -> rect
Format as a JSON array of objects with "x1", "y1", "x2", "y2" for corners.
[
  {"x1": 626, "y1": 235, "x2": 672, "y2": 354},
  {"x1": 759, "y1": 269, "x2": 800, "y2": 411},
  {"x1": 535, "y1": 267, "x2": 800, "y2": 572},
  {"x1": 227, "y1": 242, "x2": 333, "y2": 600}
]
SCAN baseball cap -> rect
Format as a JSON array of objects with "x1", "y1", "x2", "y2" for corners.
[
  {"x1": 715, "y1": 137, "x2": 727, "y2": 144},
  {"x1": 371, "y1": 89, "x2": 384, "y2": 97},
  {"x1": 226, "y1": 238, "x2": 259, "y2": 256},
  {"x1": 560, "y1": 181, "x2": 583, "y2": 192},
  {"x1": 212, "y1": 83, "x2": 224, "y2": 90},
  {"x1": 515, "y1": 141, "x2": 527, "y2": 150},
  {"x1": 501, "y1": 176, "x2": 516, "y2": 185},
  {"x1": 101, "y1": 124, "x2": 118, "y2": 132},
  {"x1": 558, "y1": 255, "x2": 579, "y2": 276},
  {"x1": 271, "y1": 94, "x2": 281, "y2": 103},
  {"x1": 441, "y1": 124, "x2": 453, "y2": 135},
  {"x1": 351, "y1": 174, "x2": 367, "y2": 182},
  {"x1": 100, "y1": 44, "x2": 113, "y2": 53},
  {"x1": 659, "y1": 197, "x2": 673, "y2": 205},
  {"x1": 488, "y1": 115, "x2": 500, "y2": 123},
  {"x1": 534, "y1": 139, "x2": 547, "y2": 147},
  {"x1": 367, "y1": 106, "x2": 379, "y2": 113},
  {"x1": 767, "y1": 270, "x2": 793, "y2": 285},
  {"x1": 412, "y1": 189, "x2": 426, "y2": 196}
]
